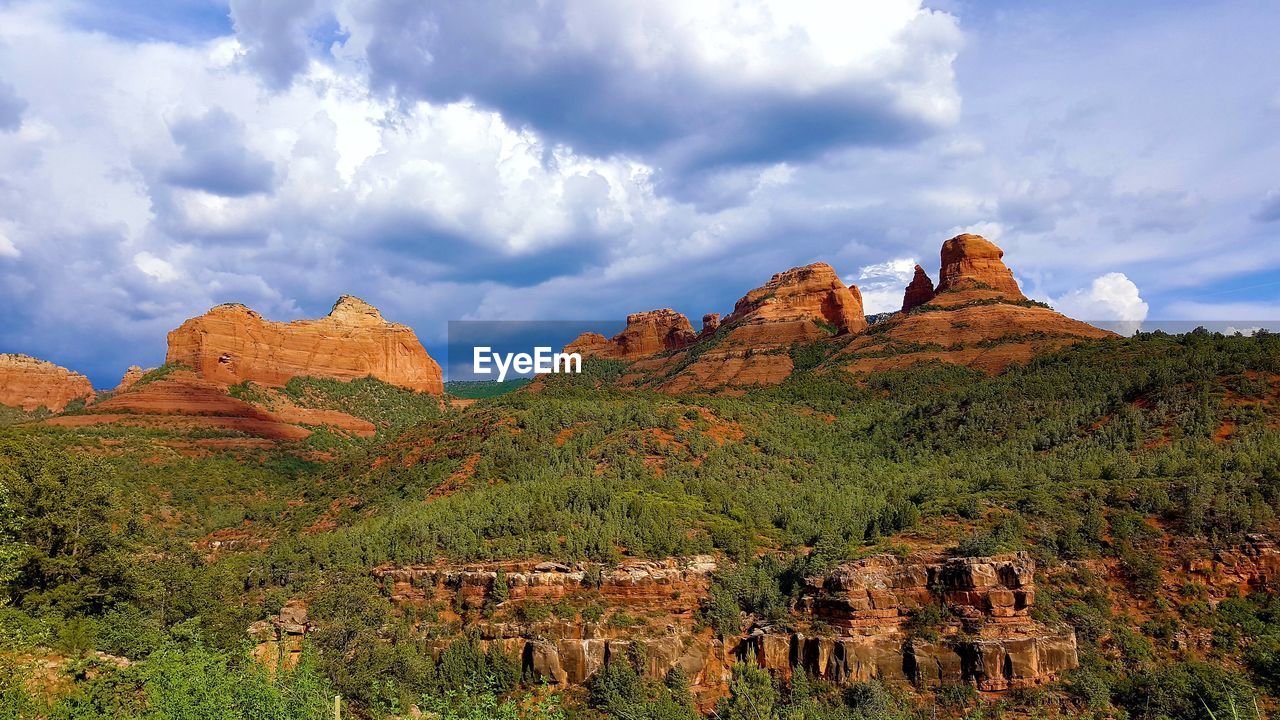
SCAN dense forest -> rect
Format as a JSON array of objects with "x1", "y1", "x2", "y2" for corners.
[{"x1": 2, "y1": 329, "x2": 1280, "y2": 719}]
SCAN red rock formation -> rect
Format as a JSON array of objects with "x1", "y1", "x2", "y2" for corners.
[
  {"x1": 935, "y1": 234, "x2": 1025, "y2": 300},
  {"x1": 166, "y1": 295, "x2": 443, "y2": 394},
  {"x1": 901, "y1": 265, "x2": 935, "y2": 313},
  {"x1": 701, "y1": 313, "x2": 721, "y2": 337},
  {"x1": 841, "y1": 302, "x2": 1114, "y2": 375},
  {"x1": 842, "y1": 235, "x2": 1113, "y2": 375},
  {"x1": 46, "y1": 369, "x2": 375, "y2": 441},
  {"x1": 113, "y1": 366, "x2": 147, "y2": 394},
  {"x1": 566, "y1": 309, "x2": 696, "y2": 360},
  {"x1": 0, "y1": 353, "x2": 95, "y2": 412},
  {"x1": 724, "y1": 263, "x2": 866, "y2": 335},
  {"x1": 359, "y1": 552, "x2": 1077, "y2": 700},
  {"x1": 648, "y1": 263, "x2": 866, "y2": 392}
]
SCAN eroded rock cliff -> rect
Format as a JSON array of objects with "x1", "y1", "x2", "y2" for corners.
[
  {"x1": 566, "y1": 309, "x2": 697, "y2": 360},
  {"x1": 0, "y1": 353, "x2": 95, "y2": 412},
  {"x1": 166, "y1": 295, "x2": 443, "y2": 394},
  {"x1": 313, "y1": 552, "x2": 1081, "y2": 703},
  {"x1": 936, "y1": 234, "x2": 1025, "y2": 300}
]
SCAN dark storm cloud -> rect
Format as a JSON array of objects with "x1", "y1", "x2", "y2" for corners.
[
  {"x1": 339, "y1": 0, "x2": 961, "y2": 172},
  {"x1": 163, "y1": 108, "x2": 277, "y2": 197}
]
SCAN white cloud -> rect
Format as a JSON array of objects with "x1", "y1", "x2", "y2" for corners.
[
  {"x1": 0, "y1": 234, "x2": 18, "y2": 258},
  {"x1": 1052, "y1": 272, "x2": 1149, "y2": 334},
  {"x1": 133, "y1": 252, "x2": 181, "y2": 283},
  {"x1": 328, "y1": 0, "x2": 963, "y2": 168},
  {"x1": 1225, "y1": 326, "x2": 1263, "y2": 336},
  {"x1": 854, "y1": 257, "x2": 917, "y2": 314}
]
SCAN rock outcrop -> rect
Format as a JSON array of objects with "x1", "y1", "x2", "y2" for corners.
[
  {"x1": 249, "y1": 600, "x2": 311, "y2": 671},
  {"x1": 561, "y1": 238, "x2": 1112, "y2": 388},
  {"x1": 567, "y1": 309, "x2": 696, "y2": 360},
  {"x1": 573, "y1": 263, "x2": 867, "y2": 393},
  {"x1": 166, "y1": 295, "x2": 443, "y2": 395},
  {"x1": 113, "y1": 366, "x2": 147, "y2": 394},
  {"x1": 935, "y1": 234, "x2": 1025, "y2": 300},
  {"x1": 724, "y1": 263, "x2": 866, "y2": 335},
  {"x1": 355, "y1": 552, "x2": 1076, "y2": 703},
  {"x1": 842, "y1": 235, "x2": 1112, "y2": 375},
  {"x1": 901, "y1": 265, "x2": 936, "y2": 313},
  {"x1": 0, "y1": 354, "x2": 95, "y2": 412}
]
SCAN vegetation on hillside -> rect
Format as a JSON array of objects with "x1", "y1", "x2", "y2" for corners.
[{"x1": 1, "y1": 329, "x2": 1279, "y2": 718}]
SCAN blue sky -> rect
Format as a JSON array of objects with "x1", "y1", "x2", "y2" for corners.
[{"x1": 0, "y1": 0, "x2": 1277, "y2": 386}]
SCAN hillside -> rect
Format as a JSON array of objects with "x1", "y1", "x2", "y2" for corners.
[{"x1": 2, "y1": 329, "x2": 1279, "y2": 719}]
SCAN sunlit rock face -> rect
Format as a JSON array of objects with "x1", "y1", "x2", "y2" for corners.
[{"x1": 166, "y1": 295, "x2": 443, "y2": 395}]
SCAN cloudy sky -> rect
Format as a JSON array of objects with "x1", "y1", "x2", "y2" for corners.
[{"x1": 0, "y1": 0, "x2": 1278, "y2": 385}]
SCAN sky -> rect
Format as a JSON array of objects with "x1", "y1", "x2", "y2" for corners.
[{"x1": 0, "y1": 0, "x2": 1278, "y2": 386}]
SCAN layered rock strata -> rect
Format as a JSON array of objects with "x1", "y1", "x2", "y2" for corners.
[
  {"x1": 566, "y1": 309, "x2": 697, "y2": 360},
  {"x1": 0, "y1": 353, "x2": 95, "y2": 412},
  {"x1": 349, "y1": 553, "x2": 1077, "y2": 699},
  {"x1": 166, "y1": 295, "x2": 443, "y2": 394}
]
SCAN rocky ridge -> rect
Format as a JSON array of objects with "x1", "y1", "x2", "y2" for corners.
[
  {"x1": 566, "y1": 309, "x2": 697, "y2": 360},
  {"x1": 839, "y1": 234, "x2": 1113, "y2": 374},
  {"x1": 330, "y1": 552, "x2": 1080, "y2": 703},
  {"x1": 166, "y1": 295, "x2": 443, "y2": 395},
  {"x1": 565, "y1": 237, "x2": 1110, "y2": 390},
  {"x1": 0, "y1": 354, "x2": 95, "y2": 412},
  {"x1": 621, "y1": 262, "x2": 867, "y2": 392}
]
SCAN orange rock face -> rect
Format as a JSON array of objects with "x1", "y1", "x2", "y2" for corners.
[
  {"x1": 566, "y1": 309, "x2": 696, "y2": 360},
  {"x1": 113, "y1": 366, "x2": 147, "y2": 394},
  {"x1": 936, "y1": 234, "x2": 1025, "y2": 299},
  {"x1": 724, "y1": 262, "x2": 866, "y2": 334},
  {"x1": 701, "y1": 313, "x2": 721, "y2": 336},
  {"x1": 0, "y1": 353, "x2": 95, "y2": 412},
  {"x1": 651, "y1": 263, "x2": 865, "y2": 392},
  {"x1": 901, "y1": 265, "x2": 936, "y2": 313},
  {"x1": 364, "y1": 552, "x2": 1077, "y2": 701},
  {"x1": 166, "y1": 295, "x2": 443, "y2": 394},
  {"x1": 842, "y1": 301, "x2": 1114, "y2": 375}
]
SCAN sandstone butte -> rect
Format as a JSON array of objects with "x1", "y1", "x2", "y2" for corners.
[
  {"x1": 567, "y1": 237, "x2": 1115, "y2": 390},
  {"x1": 564, "y1": 309, "x2": 697, "y2": 360},
  {"x1": 166, "y1": 295, "x2": 443, "y2": 395},
  {"x1": 841, "y1": 234, "x2": 1113, "y2": 375},
  {"x1": 566, "y1": 262, "x2": 867, "y2": 392},
  {"x1": 935, "y1": 233, "x2": 1026, "y2": 299},
  {"x1": 0, "y1": 353, "x2": 96, "y2": 412}
]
